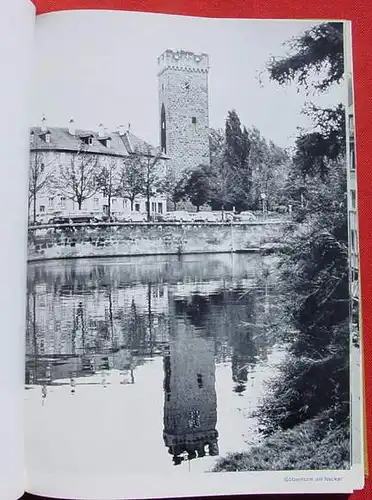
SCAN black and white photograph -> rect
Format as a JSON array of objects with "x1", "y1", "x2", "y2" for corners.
[{"x1": 24, "y1": 10, "x2": 361, "y2": 497}]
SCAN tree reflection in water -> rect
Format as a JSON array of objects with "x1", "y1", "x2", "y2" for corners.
[{"x1": 25, "y1": 253, "x2": 279, "y2": 463}]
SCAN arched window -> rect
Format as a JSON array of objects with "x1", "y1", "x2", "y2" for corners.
[{"x1": 161, "y1": 103, "x2": 166, "y2": 153}]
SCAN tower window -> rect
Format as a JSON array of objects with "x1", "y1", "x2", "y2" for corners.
[
  {"x1": 161, "y1": 103, "x2": 167, "y2": 153},
  {"x1": 197, "y1": 373, "x2": 203, "y2": 388},
  {"x1": 192, "y1": 117, "x2": 197, "y2": 124}
]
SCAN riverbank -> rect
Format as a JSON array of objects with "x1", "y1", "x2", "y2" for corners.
[
  {"x1": 212, "y1": 413, "x2": 350, "y2": 472},
  {"x1": 27, "y1": 221, "x2": 287, "y2": 262}
]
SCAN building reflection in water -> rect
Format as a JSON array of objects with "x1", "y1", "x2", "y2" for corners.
[
  {"x1": 26, "y1": 254, "x2": 278, "y2": 454},
  {"x1": 163, "y1": 291, "x2": 219, "y2": 466},
  {"x1": 163, "y1": 329, "x2": 219, "y2": 465}
]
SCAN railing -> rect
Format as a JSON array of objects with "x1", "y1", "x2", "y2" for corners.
[{"x1": 28, "y1": 218, "x2": 289, "y2": 231}]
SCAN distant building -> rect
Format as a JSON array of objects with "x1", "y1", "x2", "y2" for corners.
[
  {"x1": 158, "y1": 50, "x2": 210, "y2": 178},
  {"x1": 29, "y1": 117, "x2": 168, "y2": 221}
]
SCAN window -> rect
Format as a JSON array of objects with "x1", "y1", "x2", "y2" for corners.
[
  {"x1": 48, "y1": 197, "x2": 54, "y2": 209},
  {"x1": 197, "y1": 373, "x2": 203, "y2": 389},
  {"x1": 145, "y1": 202, "x2": 149, "y2": 213},
  {"x1": 162, "y1": 84, "x2": 164, "y2": 91},
  {"x1": 158, "y1": 202, "x2": 163, "y2": 214},
  {"x1": 106, "y1": 139, "x2": 111, "y2": 148},
  {"x1": 160, "y1": 104, "x2": 166, "y2": 153},
  {"x1": 351, "y1": 190, "x2": 356, "y2": 209},
  {"x1": 40, "y1": 163, "x2": 45, "y2": 173},
  {"x1": 93, "y1": 198, "x2": 99, "y2": 209},
  {"x1": 351, "y1": 229, "x2": 358, "y2": 252},
  {"x1": 350, "y1": 144, "x2": 355, "y2": 171},
  {"x1": 135, "y1": 203, "x2": 140, "y2": 212},
  {"x1": 112, "y1": 198, "x2": 117, "y2": 206},
  {"x1": 60, "y1": 197, "x2": 66, "y2": 209},
  {"x1": 349, "y1": 115, "x2": 354, "y2": 134},
  {"x1": 39, "y1": 205, "x2": 45, "y2": 213},
  {"x1": 151, "y1": 202, "x2": 156, "y2": 213},
  {"x1": 188, "y1": 410, "x2": 201, "y2": 429},
  {"x1": 191, "y1": 116, "x2": 197, "y2": 124},
  {"x1": 88, "y1": 137, "x2": 93, "y2": 146},
  {"x1": 45, "y1": 133, "x2": 51, "y2": 143}
]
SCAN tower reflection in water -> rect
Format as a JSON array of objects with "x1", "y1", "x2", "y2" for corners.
[{"x1": 163, "y1": 318, "x2": 219, "y2": 466}]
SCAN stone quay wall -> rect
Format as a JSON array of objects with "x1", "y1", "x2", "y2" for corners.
[{"x1": 27, "y1": 221, "x2": 287, "y2": 262}]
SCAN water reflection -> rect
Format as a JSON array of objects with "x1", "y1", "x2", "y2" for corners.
[{"x1": 26, "y1": 253, "x2": 280, "y2": 469}]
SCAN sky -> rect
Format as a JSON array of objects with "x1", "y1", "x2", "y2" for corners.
[{"x1": 31, "y1": 11, "x2": 347, "y2": 150}]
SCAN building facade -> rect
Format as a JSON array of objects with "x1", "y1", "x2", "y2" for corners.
[
  {"x1": 29, "y1": 118, "x2": 167, "y2": 223},
  {"x1": 158, "y1": 50, "x2": 210, "y2": 178}
]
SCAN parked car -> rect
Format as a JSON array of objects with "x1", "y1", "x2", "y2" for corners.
[
  {"x1": 119, "y1": 212, "x2": 147, "y2": 222},
  {"x1": 48, "y1": 213, "x2": 99, "y2": 225},
  {"x1": 162, "y1": 211, "x2": 193, "y2": 223},
  {"x1": 32, "y1": 214, "x2": 50, "y2": 225},
  {"x1": 234, "y1": 211, "x2": 257, "y2": 222},
  {"x1": 192, "y1": 211, "x2": 219, "y2": 223}
]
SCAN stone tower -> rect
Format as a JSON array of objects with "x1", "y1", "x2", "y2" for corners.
[{"x1": 158, "y1": 49, "x2": 210, "y2": 178}]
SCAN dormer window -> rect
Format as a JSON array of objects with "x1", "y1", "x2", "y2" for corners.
[
  {"x1": 80, "y1": 134, "x2": 94, "y2": 146},
  {"x1": 30, "y1": 131, "x2": 35, "y2": 144},
  {"x1": 39, "y1": 130, "x2": 51, "y2": 143},
  {"x1": 98, "y1": 136, "x2": 111, "y2": 148}
]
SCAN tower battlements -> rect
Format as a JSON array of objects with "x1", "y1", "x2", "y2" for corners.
[{"x1": 158, "y1": 50, "x2": 209, "y2": 76}]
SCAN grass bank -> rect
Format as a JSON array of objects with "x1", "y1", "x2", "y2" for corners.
[{"x1": 212, "y1": 414, "x2": 349, "y2": 472}]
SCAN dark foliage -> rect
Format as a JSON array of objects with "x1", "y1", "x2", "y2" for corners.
[{"x1": 267, "y1": 22, "x2": 344, "y2": 93}]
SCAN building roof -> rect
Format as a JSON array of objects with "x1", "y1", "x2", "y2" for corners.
[{"x1": 30, "y1": 126, "x2": 168, "y2": 159}]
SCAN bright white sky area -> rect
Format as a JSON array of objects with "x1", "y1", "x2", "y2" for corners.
[{"x1": 32, "y1": 11, "x2": 347, "y2": 149}]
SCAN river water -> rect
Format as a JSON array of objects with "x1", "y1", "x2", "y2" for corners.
[{"x1": 25, "y1": 253, "x2": 285, "y2": 480}]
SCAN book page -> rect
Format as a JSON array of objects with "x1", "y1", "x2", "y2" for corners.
[
  {"x1": 0, "y1": 1, "x2": 36, "y2": 499},
  {"x1": 25, "y1": 10, "x2": 363, "y2": 498}
]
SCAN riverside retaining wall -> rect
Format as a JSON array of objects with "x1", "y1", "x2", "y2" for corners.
[{"x1": 27, "y1": 221, "x2": 287, "y2": 262}]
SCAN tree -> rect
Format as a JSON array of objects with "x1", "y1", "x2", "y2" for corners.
[
  {"x1": 267, "y1": 22, "x2": 344, "y2": 93},
  {"x1": 293, "y1": 104, "x2": 346, "y2": 182},
  {"x1": 249, "y1": 129, "x2": 291, "y2": 210},
  {"x1": 56, "y1": 147, "x2": 100, "y2": 210},
  {"x1": 224, "y1": 110, "x2": 252, "y2": 210},
  {"x1": 141, "y1": 146, "x2": 164, "y2": 221},
  {"x1": 118, "y1": 155, "x2": 145, "y2": 211},
  {"x1": 257, "y1": 22, "x2": 349, "y2": 437},
  {"x1": 160, "y1": 169, "x2": 187, "y2": 210},
  {"x1": 28, "y1": 150, "x2": 55, "y2": 224},
  {"x1": 209, "y1": 129, "x2": 237, "y2": 216},
  {"x1": 96, "y1": 158, "x2": 120, "y2": 218},
  {"x1": 184, "y1": 164, "x2": 214, "y2": 212}
]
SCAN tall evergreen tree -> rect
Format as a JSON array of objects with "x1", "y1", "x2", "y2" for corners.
[{"x1": 224, "y1": 110, "x2": 252, "y2": 210}]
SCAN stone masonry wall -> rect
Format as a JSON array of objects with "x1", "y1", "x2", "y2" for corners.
[
  {"x1": 158, "y1": 50, "x2": 210, "y2": 176},
  {"x1": 27, "y1": 222, "x2": 286, "y2": 262}
]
